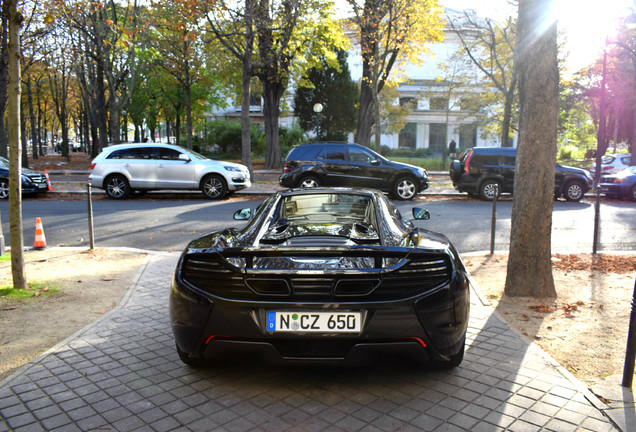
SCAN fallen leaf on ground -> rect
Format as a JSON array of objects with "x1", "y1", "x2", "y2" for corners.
[{"x1": 528, "y1": 304, "x2": 556, "y2": 313}]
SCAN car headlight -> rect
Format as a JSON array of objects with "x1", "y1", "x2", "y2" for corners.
[
  {"x1": 224, "y1": 166, "x2": 241, "y2": 172},
  {"x1": 21, "y1": 175, "x2": 32, "y2": 185}
]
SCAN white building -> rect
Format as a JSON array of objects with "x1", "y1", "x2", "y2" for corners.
[{"x1": 211, "y1": 14, "x2": 514, "y2": 152}]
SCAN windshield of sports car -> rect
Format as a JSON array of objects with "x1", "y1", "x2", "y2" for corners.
[{"x1": 278, "y1": 193, "x2": 373, "y2": 225}]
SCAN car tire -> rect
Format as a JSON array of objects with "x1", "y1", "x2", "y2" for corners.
[
  {"x1": 431, "y1": 338, "x2": 465, "y2": 369},
  {"x1": 563, "y1": 181, "x2": 584, "y2": 202},
  {"x1": 298, "y1": 175, "x2": 320, "y2": 188},
  {"x1": 630, "y1": 184, "x2": 636, "y2": 202},
  {"x1": 0, "y1": 179, "x2": 8, "y2": 199},
  {"x1": 479, "y1": 179, "x2": 501, "y2": 201},
  {"x1": 176, "y1": 344, "x2": 204, "y2": 367},
  {"x1": 449, "y1": 160, "x2": 462, "y2": 183},
  {"x1": 105, "y1": 175, "x2": 131, "y2": 200},
  {"x1": 393, "y1": 177, "x2": 418, "y2": 200},
  {"x1": 201, "y1": 175, "x2": 227, "y2": 199}
]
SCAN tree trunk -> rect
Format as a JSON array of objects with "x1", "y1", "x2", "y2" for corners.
[
  {"x1": 0, "y1": 0, "x2": 9, "y2": 158},
  {"x1": 175, "y1": 113, "x2": 181, "y2": 146},
  {"x1": 27, "y1": 77, "x2": 38, "y2": 159},
  {"x1": 239, "y1": 0, "x2": 254, "y2": 174},
  {"x1": 95, "y1": 58, "x2": 108, "y2": 152},
  {"x1": 185, "y1": 80, "x2": 193, "y2": 149},
  {"x1": 108, "y1": 98, "x2": 120, "y2": 144},
  {"x1": 262, "y1": 81, "x2": 282, "y2": 169},
  {"x1": 632, "y1": 52, "x2": 636, "y2": 166},
  {"x1": 355, "y1": 80, "x2": 374, "y2": 147},
  {"x1": 240, "y1": 58, "x2": 252, "y2": 173},
  {"x1": 504, "y1": 0, "x2": 557, "y2": 298},
  {"x1": 632, "y1": 107, "x2": 636, "y2": 166},
  {"x1": 373, "y1": 84, "x2": 381, "y2": 153},
  {"x1": 7, "y1": 0, "x2": 25, "y2": 289},
  {"x1": 501, "y1": 86, "x2": 516, "y2": 147},
  {"x1": 20, "y1": 103, "x2": 27, "y2": 167}
]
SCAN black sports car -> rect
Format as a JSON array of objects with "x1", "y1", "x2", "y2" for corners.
[{"x1": 170, "y1": 188, "x2": 470, "y2": 368}]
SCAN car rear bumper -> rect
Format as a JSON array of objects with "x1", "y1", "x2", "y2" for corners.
[
  {"x1": 170, "y1": 271, "x2": 469, "y2": 365},
  {"x1": 600, "y1": 184, "x2": 631, "y2": 195}
]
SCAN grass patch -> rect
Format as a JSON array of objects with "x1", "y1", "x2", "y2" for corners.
[
  {"x1": 0, "y1": 281, "x2": 58, "y2": 300},
  {"x1": 0, "y1": 253, "x2": 10, "y2": 262}
]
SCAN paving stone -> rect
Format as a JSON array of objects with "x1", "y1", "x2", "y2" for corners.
[{"x1": 0, "y1": 254, "x2": 618, "y2": 432}]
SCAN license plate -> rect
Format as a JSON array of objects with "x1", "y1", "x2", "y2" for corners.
[{"x1": 267, "y1": 311, "x2": 361, "y2": 333}]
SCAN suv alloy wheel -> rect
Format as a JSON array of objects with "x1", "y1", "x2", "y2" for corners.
[
  {"x1": 105, "y1": 174, "x2": 131, "y2": 199},
  {"x1": 479, "y1": 180, "x2": 501, "y2": 201}
]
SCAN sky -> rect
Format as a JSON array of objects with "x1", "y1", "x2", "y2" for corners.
[{"x1": 441, "y1": 0, "x2": 636, "y2": 75}]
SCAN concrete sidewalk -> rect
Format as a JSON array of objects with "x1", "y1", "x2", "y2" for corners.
[{"x1": 0, "y1": 252, "x2": 620, "y2": 431}]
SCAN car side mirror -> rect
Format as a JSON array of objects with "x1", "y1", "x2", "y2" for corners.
[
  {"x1": 179, "y1": 153, "x2": 191, "y2": 162},
  {"x1": 233, "y1": 208, "x2": 252, "y2": 220},
  {"x1": 412, "y1": 208, "x2": 430, "y2": 220},
  {"x1": 370, "y1": 159, "x2": 381, "y2": 166}
]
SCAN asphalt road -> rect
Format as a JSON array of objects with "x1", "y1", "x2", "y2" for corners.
[{"x1": 1, "y1": 195, "x2": 635, "y2": 253}]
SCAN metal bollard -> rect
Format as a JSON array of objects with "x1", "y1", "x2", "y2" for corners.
[
  {"x1": 87, "y1": 184, "x2": 95, "y2": 250},
  {"x1": 490, "y1": 184, "x2": 498, "y2": 255},
  {"x1": 622, "y1": 278, "x2": 636, "y2": 387}
]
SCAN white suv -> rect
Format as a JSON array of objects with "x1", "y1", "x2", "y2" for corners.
[{"x1": 88, "y1": 143, "x2": 251, "y2": 199}]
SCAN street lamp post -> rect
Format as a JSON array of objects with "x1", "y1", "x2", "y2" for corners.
[
  {"x1": 313, "y1": 103, "x2": 323, "y2": 140},
  {"x1": 592, "y1": 44, "x2": 608, "y2": 254}
]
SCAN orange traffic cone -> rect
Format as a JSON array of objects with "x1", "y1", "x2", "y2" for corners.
[
  {"x1": 34, "y1": 217, "x2": 46, "y2": 250},
  {"x1": 44, "y1": 170, "x2": 54, "y2": 191}
]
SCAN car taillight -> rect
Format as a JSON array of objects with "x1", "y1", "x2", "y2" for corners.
[
  {"x1": 463, "y1": 151, "x2": 473, "y2": 174},
  {"x1": 603, "y1": 166, "x2": 614, "y2": 171},
  {"x1": 613, "y1": 178, "x2": 624, "y2": 184},
  {"x1": 283, "y1": 163, "x2": 292, "y2": 174},
  {"x1": 90, "y1": 163, "x2": 96, "y2": 170}
]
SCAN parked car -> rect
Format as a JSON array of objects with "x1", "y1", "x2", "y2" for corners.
[
  {"x1": 279, "y1": 142, "x2": 429, "y2": 200},
  {"x1": 600, "y1": 166, "x2": 636, "y2": 201},
  {"x1": 449, "y1": 147, "x2": 593, "y2": 201},
  {"x1": 88, "y1": 143, "x2": 251, "y2": 199},
  {"x1": 170, "y1": 188, "x2": 470, "y2": 368},
  {"x1": 591, "y1": 153, "x2": 632, "y2": 175},
  {"x1": 0, "y1": 156, "x2": 48, "y2": 199}
]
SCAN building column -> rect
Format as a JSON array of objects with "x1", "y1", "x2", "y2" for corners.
[{"x1": 416, "y1": 123, "x2": 429, "y2": 149}]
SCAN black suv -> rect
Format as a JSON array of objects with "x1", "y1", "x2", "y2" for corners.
[
  {"x1": 449, "y1": 147, "x2": 593, "y2": 201},
  {"x1": 279, "y1": 142, "x2": 429, "y2": 200}
]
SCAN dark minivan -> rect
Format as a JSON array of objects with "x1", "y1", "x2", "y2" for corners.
[
  {"x1": 449, "y1": 147, "x2": 593, "y2": 201},
  {"x1": 280, "y1": 142, "x2": 429, "y2": 200}
]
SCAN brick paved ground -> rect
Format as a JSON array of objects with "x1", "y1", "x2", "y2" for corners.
[{"x1": 0, "y1": 253, "x2": 617, "y2": 431}]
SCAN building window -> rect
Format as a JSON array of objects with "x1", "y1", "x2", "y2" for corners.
[
  {"x1": 459, "y1": 124, "x2": 478, "y2": 148},
  {"x1": 399, "y1": 97, "x2": 417, "y2": 109},
  {"x1": 430, "y1": 97, "x2": 449, "y2": 110},
  {"x1": 398, "y1": 123, "x2": 417, "y2": 149},
  {"x1": 459, "y1": 96, "x2": 479, "y2": 112},
  {"x1": 429, "y1": 123, "x2": 447, "y2": 152}
]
